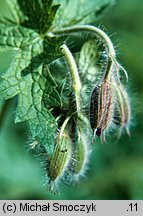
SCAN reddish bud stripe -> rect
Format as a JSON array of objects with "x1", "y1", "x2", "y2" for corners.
[
  {"x1": 90, "y1": 81, "x2": 113, "y2": 137},
  {"x1": 101, "y1": 81, "x2": 113, "y2": 130}
]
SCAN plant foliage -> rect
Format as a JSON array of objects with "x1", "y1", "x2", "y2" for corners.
[{"x1": 1, "y1": 0, "x2": 125, "y2": 192}]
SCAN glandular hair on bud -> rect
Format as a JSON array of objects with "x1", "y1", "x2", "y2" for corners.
[
  {"x1": 90, "y1": 80, "x2": 115, "y2": 141},
  {"x1": 47, "y1": 130, "x2": 72, "y2": 192},
  {"x1": 114, "y1": 84, "x2": 131, "y2": 135}
]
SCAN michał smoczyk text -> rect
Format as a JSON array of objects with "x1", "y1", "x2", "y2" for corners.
[{"x1": 19, "y1": 202, "x2": 96, "y2": 213}]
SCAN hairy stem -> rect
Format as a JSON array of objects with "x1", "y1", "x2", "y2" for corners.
[
  {"x1": 60, "y1": 44, "x2": 81, "y2": 113},
  {"x1": 59, "y1": 114, "x2": 71, "y2": 139},
  {"x1": 48, "y1": 25, "x2": 116, "y2": 80}
]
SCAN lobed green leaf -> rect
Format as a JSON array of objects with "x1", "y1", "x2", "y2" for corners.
[{"x1": 53, "y1": 0, "x2": 115, "y2": 27}]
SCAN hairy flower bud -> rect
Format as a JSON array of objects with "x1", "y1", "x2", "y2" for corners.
[
  {"x1": 47, "y1": 130, "x2": 72, "y2": 192},
  {"x1": 114, "y1": 84, "x2": 131, "y2": 136},
  {"x1": 90, "y1": 80, "x2": 114, "y2": 141},
  {"x1": 72, "y1": 117, "x2": 91, "y2": 180}
]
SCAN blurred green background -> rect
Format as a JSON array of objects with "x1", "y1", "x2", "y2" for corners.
[{"x1": 0, "y1": 0, "x2": 143, "y2": 200}]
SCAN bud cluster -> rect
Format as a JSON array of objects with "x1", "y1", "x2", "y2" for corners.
[
  {"x1": 89, "y1": 54, "x2": 131, "y2": 142},
  {"x1": 38, "y1": 24, "x2": 132, "y2": 192}
]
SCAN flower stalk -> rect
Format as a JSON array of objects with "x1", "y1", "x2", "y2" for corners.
[
  {"x1": 48, "y1": 25, "x2": 128, "y2": 84},
  {"x1": 60, "y1": 44, "x2": 82, "y2": 113},
  {"x1": 48, "y1": 25, "x2": 115, "y2": 81}
]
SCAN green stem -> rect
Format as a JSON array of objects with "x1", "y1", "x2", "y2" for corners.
[
  {"x1": 59, "y1": 114, "x2": 72, "y2": 139},
  {"x1": 51, "y1": 25, "x2": 115, "y2": 57},
  {"x1": 60, "y1": 44, "x2": 81, "y2": 113},
  {"x1": 48, "y1": 25, "x2": 116, "y2": 80}
]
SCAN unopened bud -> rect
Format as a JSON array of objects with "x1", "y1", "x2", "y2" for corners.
[
  {"x1": 90, "y1": 80, "x2": 115, "y2": 141},
  {"x1": 73, "y1": 117, "x2": 91, "y2": 180},
  {"x1": 114, "y1": 84, "x2": 131, "y2": 136},
  {"x1": 47, "y1": 130, "x2": 72, "y2": 192}
]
